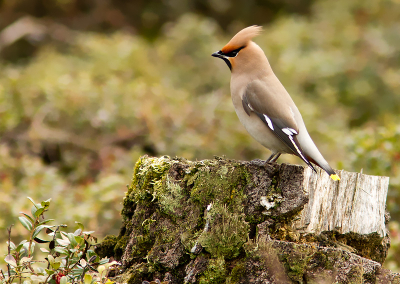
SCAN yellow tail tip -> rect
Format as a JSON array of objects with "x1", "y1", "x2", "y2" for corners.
[{"x1": 330, "y1": 174, "x2": 340, "y2": 181}]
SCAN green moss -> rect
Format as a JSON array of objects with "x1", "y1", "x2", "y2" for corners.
[
  {"x1": 185, "y1": 162, "x2": 249, "y2": 210},
  {"x1": 279, "y1": 244, "x2": 314, "y2": 282},
  {"x1": 198, "y1": 202, "x2": 249, "y2": 259},
  {"x1": 127, "y1": 155, "x2": 175, "y2": 206},
  {"x1": 347, "y1": 266, "x2": 363, "y2": 284},
  {"x1": 229, "y1": 261, "x2": 246, "y2": 283},
  {"x1": 199, "y1": 257, "x2": 226, "y2": 284},
  {"x1": 95, "y1": 235, "x2": 118, "y2": 259},
  {"x1": 157, "y1": 176, "x2": 185, "y2": 215},
  {"x1": 126, "y1": 264, "x2": 151, "y2": 284},
  {"x1": 114, "y1": 235, "x2": 129, "y2": 259},
  {"x1": 130, "y1": 234, "x2": 154, "y2": 259}
]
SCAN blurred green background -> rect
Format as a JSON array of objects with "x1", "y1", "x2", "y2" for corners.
[{"x1": 1, "y1": 0, "x2": 400, "y2": 272}]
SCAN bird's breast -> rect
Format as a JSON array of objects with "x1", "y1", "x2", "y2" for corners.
[{"x1": 230, "y1": 86, "x2": 292, "y2": 154}]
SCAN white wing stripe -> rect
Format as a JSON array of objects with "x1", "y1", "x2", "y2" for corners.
[
  {"x1": 282, "y1": 127, "x2": 298, "y2": 135},
  {"x1": 263, "y1": 114, "x2": 274, "y2": 130},
  {"x1": 288, "y1": 135, "x2": 307, "y2": 161}
]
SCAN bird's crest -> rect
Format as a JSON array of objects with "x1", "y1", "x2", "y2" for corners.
[{"x1": 221, "y1": 25, "x2": 263, "y2": 53}]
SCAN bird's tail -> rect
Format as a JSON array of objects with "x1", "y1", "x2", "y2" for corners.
[{"x1": 307, "y1": 156, "x2": 340, "y2": 181}]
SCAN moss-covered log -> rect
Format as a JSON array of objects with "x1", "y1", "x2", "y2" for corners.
[{"x1": 95, "y1": 155, "x2": 399, "y2": 283}]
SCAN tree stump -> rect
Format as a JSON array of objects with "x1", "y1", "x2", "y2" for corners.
[{"x1": 95, "y1": 155, "x2": 399, "y2": 283}]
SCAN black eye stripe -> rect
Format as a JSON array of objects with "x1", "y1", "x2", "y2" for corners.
[{"x1": 223, "y1": 46, "x2": 245, "y2": 57}]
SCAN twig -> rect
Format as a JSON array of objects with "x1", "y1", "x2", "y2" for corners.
[
  {"x1": 69, "y1": 240, "x2": 90, "y2": 271},
  {"x1": 7, "y1": 225, "x2": 14, "y2": 284}
]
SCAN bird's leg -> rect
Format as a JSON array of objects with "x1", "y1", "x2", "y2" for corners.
[
  {"x1": 270, "y1": 153, "x2": 281, "y2": 162},
  {"x1": 266, "y1": 153, "x2": 275, "y2": 162},
  {"x1": 266, "y1": 153, "x2": 280, "y2": 163}
]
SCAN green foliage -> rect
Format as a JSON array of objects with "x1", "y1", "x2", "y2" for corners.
[
  {"x1": 1, "y1": 0, "x2": 400, "y2": 272},
  {"x1": 1, "y1": 197, "x2": 118, "y2": 284}
]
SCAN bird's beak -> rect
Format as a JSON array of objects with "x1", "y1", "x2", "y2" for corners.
[
  {"x1": 212, "y1": 50, "x2": 232, "y2": 70},
  {"x1": 212, "y1": 50, "x2": 224, "y2": 58}
]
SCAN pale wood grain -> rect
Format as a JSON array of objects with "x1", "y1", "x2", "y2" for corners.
[{"x1": 294, "y1": 167, "x2": 389, "y2": 237}]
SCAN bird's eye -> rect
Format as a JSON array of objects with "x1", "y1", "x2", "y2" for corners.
[
  {"x1": 226, "y1": 50, "x2": 238, "y2": 57},
  {"x1": 225, "y1": 46, "x2": 245, "y2": 57}
]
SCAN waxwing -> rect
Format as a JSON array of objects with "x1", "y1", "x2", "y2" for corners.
[{"x1": 212, "y1": 26, "x2": 340, "y2": 180}]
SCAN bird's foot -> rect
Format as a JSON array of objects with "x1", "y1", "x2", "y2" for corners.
[{"x1": 266, "y1": 153, "x2": 281, "y2": 163}]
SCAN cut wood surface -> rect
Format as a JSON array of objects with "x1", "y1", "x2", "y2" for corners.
[{"x1": 294, "y1": 168, "x2": 389, "y2": 237}]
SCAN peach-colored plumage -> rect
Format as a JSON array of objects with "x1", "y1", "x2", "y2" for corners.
[
  {"x1": 221, "y1": 25, "x2": 262, "y2": 53},
  {"x1": 212, "y1": 26, "x2": 340, "y2": 181}
]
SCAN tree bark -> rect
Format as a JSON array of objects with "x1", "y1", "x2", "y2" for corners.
[{"x1": 95, "y1": 155, "x2": 399, "y2": 284}]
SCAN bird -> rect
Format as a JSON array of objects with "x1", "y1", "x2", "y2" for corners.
[{"x1": 212, "y1": 26, "x2": 340, "y2": 181}]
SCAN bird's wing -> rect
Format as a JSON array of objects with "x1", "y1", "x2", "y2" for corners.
[{"x1": 242, "y1": 80, "x2": 316, "y2": 171}]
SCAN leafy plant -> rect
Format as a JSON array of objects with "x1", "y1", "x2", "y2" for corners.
[{"x1": 1, "y1": 197, "x2": 119, "y2": 284}]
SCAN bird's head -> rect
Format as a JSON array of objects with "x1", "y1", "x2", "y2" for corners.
[{"x1": 212, "y1": 25, "x2": 263, "y2": 72}]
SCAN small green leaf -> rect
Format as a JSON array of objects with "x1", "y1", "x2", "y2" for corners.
[
  {"x1": 98, "y1": 265, "x2": 105, "y2": 277},
  {"x1": 41, "y1": 199, "x2": 51, "y2": 208},
  {"x1": 24, "y1": 242, "x2": 35, "y2": 254},
  {"x1": 34, "y1": 237, "x2": 50, "y2": 243},
  {"x1": 45, "y1": 269, "x2": 55, "y2": 275},
  {"x1": 88, "y1": 255, "x2": 97, "y2": 263},
  {"x1": 20, "y1": 213, "x2": 34, "y2": 223},
  {"x1": 75, "y1": 221, "x2": 84, "y2": 231},
  {"x1": 46, "y1": 227, "x2": 55, "y2": 235},
  {"x1": 7, "y1": 241, "x2": 16, "y2": 250},
  {"x1": 15, "y1": 243, "x2": 24, "y2": 253},
  {"x1": 16, "y1": 240, "x2": 27, "y2": 254},
  {"x1": 104, "y1": 261, "x2": 118, "y2": 269},
  {"x1": 34, "y1": 207, "x2": 45, "y2": 218},
  {"x1": 32, "y1": 225, "x2": 46, "y2": 238},
  {"x1": 19, "y1": 216, "x2": 33, "y2": 231},
  {"x1": 60, "y1": 276, "x2": 67, "y2": 284},
  {"x1": 87, "y1": 235, "x2": 98, "y2": 245},
  {"x1": 38, "y1": 219, "x2": 55, "y2": 226},
  {"x1": 31, "y1": 205, "x2": 37, "y2": 218},
  {"x1": 47, "y1": 255, "x2": 55, "y2": 265},
  {"x1": 5, "y1": 254, "x2": 17, "y2": 267},
  {"x1": 74, "y1": 236, "x2": 84, "y2": 246},
  {"x1": 31, "y1": 275, "x2": 47, "y2": 283},
  {"x1": 80, "y1": 259, "x2": 87, "y2": 267},
  {"x1": 56, "y1": 238, "x2": 70, "y2": 246},
  {"x1": 20, "y1": 257, "x2": 33, "y2": 264},
  {"x1": 54, "y1": 247, "x2": 68, "y2": 255},
  {"x1": 32, "y1": 225, "x2": 53, "y2": 238},
  {"x1": 51, "y1": 261, "x2": 61, "y2": 270},
  {"x1": 74, "y1": 228, "x2": 82, "y2": 236},
  {"x1": 67, "y1": 233, "x2": 78, "y2": 247},
  {"x1": 35, "y1": 266, "x2": 45, "y2": 274},
  {"x1": 99, "y1": 258, "x2": 110, "y2": 265},
  {"x1": 84, "y1": 273, "x2": 92, "y2": 284},
  {"x1": 27, "y1": 197, "x2": 36, "y2": 206}
]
